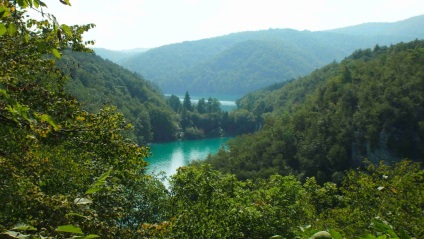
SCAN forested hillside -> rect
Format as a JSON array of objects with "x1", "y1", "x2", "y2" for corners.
[
  {"x1": 58, "y1": 51, "x2": 251, "y2": 143},
  {"x1": 206, "y1": 40, "x2": 424, "y2": 183},
  {"x1": 120, "y1": 15, "x2": 424, "y2": 95},
  {"x1": 58, "y1": 51, "x2": 178, "y2": 144}
]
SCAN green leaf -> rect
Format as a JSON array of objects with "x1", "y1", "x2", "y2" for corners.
[
  {"x1": 0, "y1": 5, "x2": 10, "y2": 18},
  {"x1": 0, "y1": 23, "x2": 6, "y2": 36},
  {"x1": 17, "y1": 0, "x2": 29, "y2": 9},
  {"x1": 85, "y1": 187, "x2": 101, "y2": 194},
  {"x1": 73, "y1": 235, "x2": 100, "y2": 239},
  {"x1": 12, "y1": 224, "x2": 37, "y2": 231},
  {"x1": 51, "y1": 48, "x2": 61, "y2": 59},
  {"x1": 73, "y1": 197, "x2": 92, "y2": 205},
  {"x1": 398, "y1": 228, "x2": 411, "y2": 239},
  {"x1": 66, "y1": 212, "x2": 89, "y2": 219},
  {"x1": 359, "y1": 234, "x2": 377, "y2": 239},
  {"x1": 371, "y1": 219, "x2": 398, "y2": 238},
  {"x1": 61, "y1": 24, "x2": 73, "y2": 36},
  {"x1": 38, "y1": 1, "x2": 47, "y2": 7},
  {"x1": 33, "y1": 0, "x2": 40, "y2": 8},
  {"x1": 329, "y1": 229, "x2": 343, "y2": 239},
  {"x1": 38, "y1": 113, "x2": 59, "y2": 130},
  {"x1": 37, "y1": 41, "x2": 46, "y2": 52},
  {"x1": 1, "y1": 230, "x2": 30, "y2": 238},
  {"x1": 60, "y1": 0, "x2": 71, "y2": 6},
  {"x1": 55, "y1": 225, "x2": 83, "y2": 235},
  {"x1": 8, "y1": 23, "x2": 17, "y2": 36},
  {"x1": 85, "y1": 168, "x2": 112, "y2": 194}
]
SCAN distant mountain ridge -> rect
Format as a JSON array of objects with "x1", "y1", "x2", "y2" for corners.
[
  {"x1": 326, "y1": 14, "x2": 424, "y2": 38},
  {"x1": 117, "y1": 15, "x2": 424, "y2": 95},
  {"x1": 93, "y1": 47, "x2": 150, "y2": 63}
]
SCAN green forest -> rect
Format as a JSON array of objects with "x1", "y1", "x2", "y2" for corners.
[
  {"x1": 207, "y1": 41, "x2": 424, "y2": 183},
  {"x1": 1, "y1": 1, "x2": 423, "y2": 239}
]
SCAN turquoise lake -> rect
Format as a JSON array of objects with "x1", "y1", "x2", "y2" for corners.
[{"x1": 146, "y1": 137, "x2": 231, "y2": 176}]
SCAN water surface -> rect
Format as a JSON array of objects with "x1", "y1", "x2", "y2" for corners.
[{"x1": 146, "y1": 137, "x2": 230, "y2": 176}]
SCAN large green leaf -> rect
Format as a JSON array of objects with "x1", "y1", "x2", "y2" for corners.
[
  {"x1": 55, "y1": 225, "x2": 83, "y2": 235},
  {"x1": 85, "y1": 168, "x2": 112, "y2": 194},
  {"x1": 0, "y1": 23, "x2": 6, "y2": 36},
  {"x1": 1, "y1": 231, "x2": 30, "y2": 238},
  {"x1": 359, "y1": 234, "x2": 377, "y2": 239},
  {"x1": 37, "y1": 41, "x2": 46, "y2": 52},
  {"x1": 12, "y1": 224, "x2": 37, "y2": 231},
  {"x1": 0, "y1": 5, "x2": 10, "y2": 18},
  {"x1": 51, "y1": 48, "x2": 61, "y2": 59},
  {"x1": 73, "y1": 197, "x2": 92, "y2": 205},
  {"x1": 329, "y1": 229, "x2": 343, "y2": 239},
  {"x1": 61, "y1": 24, "x2": 73, "y2": 36},
  {"x1": 37, "y1": 113, "x2": 59, "y2": 130},
  {"x1": 73, "y1": 235, "x2": 100, "y2": 239},
  {"x1": 17, "y1": 0, "x2": 29, "y2": 8},
  {"x1": 33, "y1": 0, "x2": 39, "y2": 8},
  {"x1": 7, "y1": 23, "x2": 16, "y2": 36}
]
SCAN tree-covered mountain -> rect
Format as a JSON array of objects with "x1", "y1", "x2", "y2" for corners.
[
  {"x1": 119, "y1": 15, "x2": 424, "y2": 95},
  {"x1": 58, "y1": 51, "x2": 178, "y2": 144},
  {"x1": 205, "y1": 40, "x2": 424, "y2": 183}
]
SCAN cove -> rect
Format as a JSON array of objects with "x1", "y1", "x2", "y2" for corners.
[{"x1": 146, "y1": 137, "x2": 231, "y2": 176}]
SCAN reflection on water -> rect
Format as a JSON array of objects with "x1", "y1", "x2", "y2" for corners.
[
  {"x1": 146, "y1": 137, "x2": 230, "y2": 177},
  {"x1": 169, "y1": 147, "x2": 184, "y2": 176}
]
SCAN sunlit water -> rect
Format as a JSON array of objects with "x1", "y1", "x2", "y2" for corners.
[{"x1": 146, "y1": 137, "x2": 231, "y2": 177}]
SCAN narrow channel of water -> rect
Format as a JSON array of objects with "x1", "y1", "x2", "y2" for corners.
[{"x1": 146, "y1": 137, "x2": 231, "y2": 177}]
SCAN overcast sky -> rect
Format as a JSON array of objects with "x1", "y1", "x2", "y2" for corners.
[{"x1": 41, "y1": 0, "x2": 424, "y2": 50}]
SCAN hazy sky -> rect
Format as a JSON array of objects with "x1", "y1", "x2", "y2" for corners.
[{"x1": 41, "y1": 0, "x2": 424, "y2": 50}]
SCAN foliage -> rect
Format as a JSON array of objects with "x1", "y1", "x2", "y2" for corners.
[
  {"x1": 141, "y1": 165, "x2": 312, "y2": 238},
  {"x1": 317, "y1": 161, "x2": 424, "y2": 237},
  {"x1": 140, "y1": 161, "x2": 423, "y2": 238},
  {"x1": 0, "y1": 1, "x2": 168, "y2": 238}
]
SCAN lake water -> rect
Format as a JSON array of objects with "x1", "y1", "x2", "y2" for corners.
[{"x1": 146, "y1": 137, "x2": 231, "y2": 176}]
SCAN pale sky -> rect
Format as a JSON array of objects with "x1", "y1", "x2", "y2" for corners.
[{"x1": 39, "y1": 0, "x2": 424, "y2": 50}]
